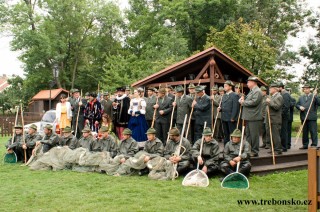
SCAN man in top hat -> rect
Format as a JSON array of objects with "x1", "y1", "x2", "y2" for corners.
[
  {"x1": 164, "y1": 128, "x2": 192, "y2": 174},
  {"x1": 35, "y1": 124, "x2": 59, "y2": 153},
  {"x1": 239, "y1": 76, "x2": 263, "y2": 157},
  {"x1": 192, "y1": 85, "x2": 212, "y2": 142},
  {"x1": 84, "y1": 92, "x2": 103, "y2": 134},
  {"x1": 59, "y1": 126, "x2": 77, "y2": 150},
  {"x1": 153, "y1": 87, "x2": 173, "y2": 145},
  {"x1": 296, "y1": 84, "x2": 320, "y2": 149},
  {"x1": 220, "y1": 129, "x2": 251, "y2": 177},
  {"x1": 70, "y1": 88, "x2": 87, "y2": 139},
  {"x1": 191, "y1": 127, "x2": 220, "y2": 176},
  {"x1": 23, "y1": 124, "x2": 43, "y2": 159},
  {"x1": 286, "y1": 88, "x2": 296, "y2": 149},
  {"x1": 219, "y1": 80, "x2": 239, "y2": 145},
  {"x1": 278, "y1": 82, "x2": 291, "y2": 152},
  {"x1": 5, "y1": 124, "x2": 24, "y2": 161},
  {"x1": 173, "y1": 85, "x2": 193, "y2": 136},
  {"x1": 138, "y1": 127, "x2": 164, "y2": 176},
  {"x1": 145, "y1": 87, "x2": 157, "y2": 127},
  {"x1": 116, "y1": 128, "x2": 139, "y2": 164},
  {"x1": 113, "y1": 87, "x2": 131, "y2": 139},
  {"x1": 100, "y1": 92, "x2": 113, "y2": 120},
  {"x1": 265, "y1": 83, "x2": 284, "y2": 155},
  {"x1": 91, "y1": 126, "x2": 118, "y2": 157},
  {"x1": 211, "y1": 86, "x2": 224, "y2": 142},
  {"x1": 260, "y1": 86, "x2": 269, "y2": 149},
  {"x1": 74, "y1": 126, "x2": 95, "y2": 151}
]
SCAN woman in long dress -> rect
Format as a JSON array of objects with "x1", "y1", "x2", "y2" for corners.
[
  {"x1": 56, "y1": 94, "x2": 72, "y2": 135},
  {"x1": 128, "y1": 89, "x2": 148, "y2": 147}
]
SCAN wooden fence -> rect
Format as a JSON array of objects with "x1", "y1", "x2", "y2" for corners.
[
  {"x1": 0, "y1": 112, "x2": 43, "y2": 137},
  {"x1": 308, "y1": 148, "x2": 320, "y2": 211}
]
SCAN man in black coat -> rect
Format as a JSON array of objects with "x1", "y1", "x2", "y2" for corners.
[
  {"x1": 278, "y1": 82, "x2": 291, "y2": 152},
  {"x1": 296, "y1": 85, "x2": 320, "y2": 149},
  {"x1": 154, "y1": 88, "x2": 173, "y2": 145},
  {"x1": 70, "y1": 89, "x2": 87, "y2": 139},
  {"x1": 219, "y1": 80, "x2": 239, "y2": 145},
  {"x1": 192, "y1": 85, "x2": 212, "y2": 142}
]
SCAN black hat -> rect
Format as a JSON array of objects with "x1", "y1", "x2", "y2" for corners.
[
  {"x1": 302, "y1": 84, "x2": 311, "y2": 88},
  {"x1": 89, "y1": 92, "x2": 97, "y2": 98},
  {"x1": 175, "y1": 85, "x2": 184, "y2": 93},
  {"x1": 277, "y1": 82, "x2": 285, "y2": 88},
  {"x1": 116, "y1": 87, "x2": 125, "y2": 92}
]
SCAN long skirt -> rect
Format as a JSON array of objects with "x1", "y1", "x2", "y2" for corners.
[{"x1": 128, "y1": 115, "x2": 148, "y2": 143}]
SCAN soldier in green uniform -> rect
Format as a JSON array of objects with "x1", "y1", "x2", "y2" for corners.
[
  {"x1": 265, "y1": 83, "x2": 284, "y2": 155},
  {"x1": 239, "y1": 76, "x2": 263, "y2": 157},
  {"x1": 116, "y1": 128, "x2": 139, "y2": 164},
  {"x1": 23, "y1": 124, "x2": 43, "y2": 159},
  {"x1": 74, "y1": 126, "x2": 95, "y2": 151},
  {"x1": 5, "y1": 125, "x2": 24, "y2": 161},
  {"x1": 173, "y1": 85, "x2": 193, "y2": 135},
  {"x1": 35, "y1": 124, "x2": 59, "y2": 153},
  {"x1": 91, "y1": 126, "x2": 118, "y2": 157},
  {"x1": 59, "y1": 126, "x2": 77, "y2": 149},
  {"x1": 138, "y1": 127, "x2": 164, "y2": 176},
  {"x1": 145, "y1": 87, "x2": 157, "y2": 127},
  {"x1": 260, "y1": 86, "x2": 269, "y2": 149},
  {"x1": 191, "y1": 127, "x2": 220, "y2": 177},
  {"x1": 164, "y1": 128, "x2": 191, "y2": 174},
  {"x1": 296, "y1": 85, "x2": 320, "y2": 149},
  {"x1": 220, "y1": 129, "x2": 251, "y2": 177}
]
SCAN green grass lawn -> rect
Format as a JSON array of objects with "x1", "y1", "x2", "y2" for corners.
[{"x1": 0, "y1": 137, "x2": 309, "y2": 211}]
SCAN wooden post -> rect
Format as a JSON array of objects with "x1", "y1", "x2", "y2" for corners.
[{"x1": 308, "y1": 147, "x2": 319, "y2": 212}]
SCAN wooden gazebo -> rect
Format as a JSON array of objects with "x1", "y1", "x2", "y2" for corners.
[{"x1": 132, "y1": 46, "x2": 267, "y2": 91}]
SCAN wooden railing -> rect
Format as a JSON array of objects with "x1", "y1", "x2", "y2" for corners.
[{"x1": 0, "y1": 112, "x2": 43, "y2": 137}]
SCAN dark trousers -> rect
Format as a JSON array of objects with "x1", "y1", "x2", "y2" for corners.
[
  {"x1": 261, "y1": 122, "x2": 267, "y2": 145},
  {"x1": 155, "y1": 120, "x2": 169, "y2": 145},
  {"x1": 266, "y1": 122, "x2": 282, "y2": 152},
  {"x1": 177, "y1": 160, "x2": 191, "y2": 174},
  {"x1": 192, "y1": 157, "x2": 219, "y2": 177},
  {"x1": 302, "y1": 120, "x2": 318, "y2": 147},
  {"x1": 222, "y1": 121, "x2": 236, "y2": 145},
  {"x1": 287, "y1": 121, "x2": 293, "y2": 149},
  {"x1": 189, "y1": 119, "x2": 195, "y2": 143},
  {"x1": 220, "y1": 161, "x2": 251, "y2": 176},
  {"x1": 72, "y1": 117, "x2": 85, "y2": 139},
  {"x1": 281, "y1": 118, "x2": 288, "y2": 151},
  {"x1": 246, "y1": 120, "x2": 261, "y2": 154},
  {"x1": 146, "y1": 120, "x2": 152, "y2": 128},
  {"x1": 213, "y1": 118, "x2": 224, "y2": 141}
]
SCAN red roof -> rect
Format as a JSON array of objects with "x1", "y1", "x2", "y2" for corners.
[
  {"x1": 132, "y1": 46, "x2": 267, "y2": 87},
  {"x1": 32, "y1": 88, "x2": 69, "y2": 100},
  {"x1": 0, "y1": 76, "x2": 11, "y2": 92}
]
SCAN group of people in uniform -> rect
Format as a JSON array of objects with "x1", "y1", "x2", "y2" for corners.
[{"x1": 5, "y1": 75, "x2": 319, "y2": 180}]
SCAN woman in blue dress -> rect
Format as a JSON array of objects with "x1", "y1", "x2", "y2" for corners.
[{"x1": 128, "y1": 89, "x2": 148, "y2": 148}]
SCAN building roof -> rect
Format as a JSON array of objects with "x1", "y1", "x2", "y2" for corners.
[
  {"x1": 32, "y1": 88, "x2": 69, "y2": 100},
  {"x1": 132, "y1": 46, "x2": 267, "y2": 87},
  {"x1": 0, "y1": 75, "x2": 11, "y2": 93}
]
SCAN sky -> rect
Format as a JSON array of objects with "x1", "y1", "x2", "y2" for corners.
[{"x1": 0, "y1": 0, "x2": 319, "y2": 78}]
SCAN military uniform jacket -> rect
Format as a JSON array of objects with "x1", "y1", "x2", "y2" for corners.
[
  {"x1": 101, "y1": 99, "x2": 113, "y2": 120},
  {"x1": 220, "y1": 92, "x2": 239, "y2": 121},
  {"x1": 261, "y1": 95, "x2": 269, "y2": 119},
  {"x1": 59, "y1": 134, "x2": 77, "y2": 149},
  {"x1": 289, "y1": 95, "x2": 296, "y2": 122},
  {"x1": 155, "y1": 96, "x2": 173, "y2": 124},
  {"x1": 223, "y1": 140, "x2": 251, "y2": 163},
  {"x1": 75, "y1": 135, "x2": 95, "y2": 151},
  {"x1": 6, "y1": 134, "x2": 23, "y2": 149},
  {"x1": 117, "y1": 137, "x2": 139, "y2": 159},
  {"x1": 145, "y1": 95, "x2": 157, "y2": 121},
  {"x1": 40, "y1": 133, "x2": 59, "y2": 153},
  {"x1": 194, "y1": 94, "x2": 212, "y2": 124},
  {"x1": 280, "y1": 90, "x2": 291, "y2": 120},
  {"x1": 191, "y1": 138, "x2": 220, "y2": 167},
  {"x1": 164, "y1": 137, "x2": 191, "y2": 162},
  {"x1": 92, "y1": 135, "x2": 118, "y2": 158},
  {"x1": 242, "y1": 86, "x2": 263, "y2": 121},
  {"x1": 25, "y1": 133, "x2": 43, "y2": 149},
  {"x1": 265, "y1": 92, "x2": 283, "y2": 124},
  {"x1": 144, "y1": 137, "x2": 164, "y2": 159},
  {"x1": 296, "y1": 93, "x2": 320, "y2": 121},
  {"x1": 176, "y1": 95, "x2": 193, "y2": 124}
]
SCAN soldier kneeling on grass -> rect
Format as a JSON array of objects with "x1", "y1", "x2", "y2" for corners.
[
  {"x1": 220, "y1": 129, "x2": 251, "y2": 180},
  {"x1": 191, "y1": 127, "x2": 220, "y2": 177},
  {"x1": 5, "y1": 124, "x2": 24, "y2": 161},
  {"x1": 164, "y1": 128, "x2": 191, "y2": 175}
]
